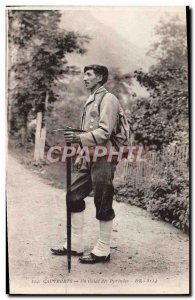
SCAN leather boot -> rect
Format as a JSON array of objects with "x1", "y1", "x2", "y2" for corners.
[{"x1": 79, "y1": 220, "x2": 112, "y2": 264}]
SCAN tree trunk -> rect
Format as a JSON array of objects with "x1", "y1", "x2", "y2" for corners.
[
  {"x1": 39, "y1": 126, "x2": 47, "y2": 160},
  {"x1": 34, "y1": 91, "x2": 49, "y2": 161},
  {"x1": 34, "y1": 112, "x2": 42, "y2": 161},
  {"x1": 39, "y1": 91, "x2": 49, "y2": 160}
]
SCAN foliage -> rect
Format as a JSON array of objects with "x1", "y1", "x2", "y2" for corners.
[
  {"x1": 129, "y1": 16, "x2": 188, "y2": 150},
  {"x1": 114, "y1": 160, "x2": 189, "y2": 234},
  {"x1": 146, "y1": 171, "x2": 189, "y2": 233},
  {"x1": 8, "y1": 10, "x2": 90, "y2": 134},
  {"x1": 45, "y1": 78, "x2": 87, "y2": 147},
  {"x1": 147, "y1": 15, "x2": 187, "y2": 67}
]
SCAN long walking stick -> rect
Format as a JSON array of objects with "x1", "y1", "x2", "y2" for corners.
[
  {"x1": 52, "y1": 127, "x2": 86, "y2": 272},
  {"x1": 66, "y1": 141, "x2": 72, "y2": 272}
]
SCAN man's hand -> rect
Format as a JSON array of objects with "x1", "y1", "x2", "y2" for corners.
[{"x1": 64, "y1": 131, "x2": 81, "y2": 143}]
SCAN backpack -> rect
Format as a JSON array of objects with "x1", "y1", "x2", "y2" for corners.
[{"x1": 98, "y1": 92, "x2": 130, "y2": 150}]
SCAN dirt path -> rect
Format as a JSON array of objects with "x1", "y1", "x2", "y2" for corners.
[{"x1": 7, "y1": 154, "x2": 189, "y2": 294}]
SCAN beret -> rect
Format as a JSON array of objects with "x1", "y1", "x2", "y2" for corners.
[
  {"x1": 84, "y1": 64, "x2": 109, "y2": 84},
  {"x1": 84, "y1": 64, "x2": 108, "y2": 76}
]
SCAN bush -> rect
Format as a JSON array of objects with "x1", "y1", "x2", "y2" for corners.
[{"x1": 114, "y1": 161, "x2": 189, "y2": 234}]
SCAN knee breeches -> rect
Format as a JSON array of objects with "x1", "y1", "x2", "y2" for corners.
[{"x1": 66, "y1": 159, "x2": 117, "y2": 221}]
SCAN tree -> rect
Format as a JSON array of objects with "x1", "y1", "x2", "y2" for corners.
[
  {"x1": 147, "y1": 15, "x2": 187, "y2": 68},
  {"x1": 8, "y1": 10, "x2": 90, "y2": 159},
  {"x1": 130, "y1": 16, "x2": 188, "y2": 150},
  {"x1": 116, "y1": 15, "x2": 189, "y2": 234}
]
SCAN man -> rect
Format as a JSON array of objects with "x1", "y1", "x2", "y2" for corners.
[{"x1": 51, "y1": 64, "x2": 120, "y2": 264}]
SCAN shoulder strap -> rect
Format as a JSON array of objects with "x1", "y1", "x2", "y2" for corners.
[{"x1": 98, "y1": 92, "x2": 108, "y2": 115}]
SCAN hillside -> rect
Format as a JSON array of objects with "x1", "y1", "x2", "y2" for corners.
[{"x1": 60, "y1": 10, "x2": 154, "y2": 73}]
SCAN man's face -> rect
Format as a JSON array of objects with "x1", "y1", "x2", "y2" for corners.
[{"x1": 83, "y1": 69, "x2": 102, "y2": 90}]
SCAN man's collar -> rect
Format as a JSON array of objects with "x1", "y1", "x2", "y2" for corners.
[
  {"x1": 85, "y1": 86, "x2": 108, "y2": 106},
  {"x1": 91, "y1": 85, "x2": 105, "y2": 96}
]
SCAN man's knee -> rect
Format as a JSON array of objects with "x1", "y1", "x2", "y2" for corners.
[
  {"x1": 67, "y1": 191, "x2": 86, "y2": 212},
  {"x1": 96, "y1": 209, "x2": 115, "y2": 221},
  {"x1": 70, "y1": 200, "x2": 85, "y2": 212},
  {"x1": 93, "y1": 183, "x2": 115, "y2": 221}
]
